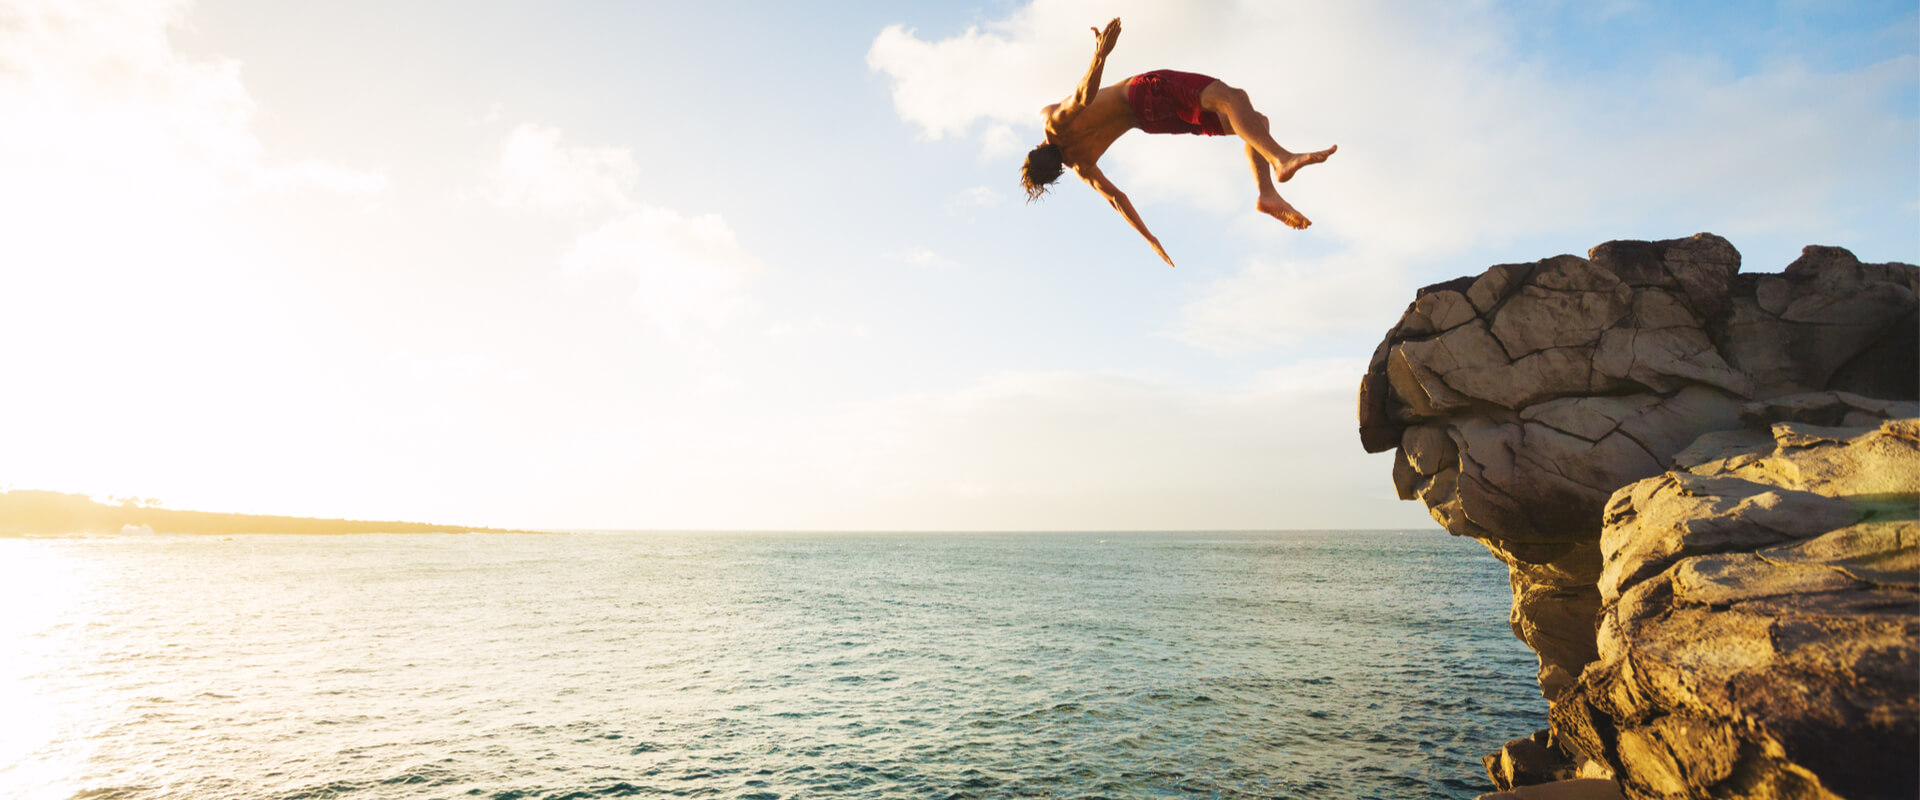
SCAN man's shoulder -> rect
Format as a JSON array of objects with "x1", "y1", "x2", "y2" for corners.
[{"x1": 1070, "y1": 161, "x2": 1113, "y2": 188}]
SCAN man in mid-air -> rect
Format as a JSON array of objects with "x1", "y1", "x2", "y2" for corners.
[{"x1": 1023, "y1": 18, "x2": 1336, "y2": 267}]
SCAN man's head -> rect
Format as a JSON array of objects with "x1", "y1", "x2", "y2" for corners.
[{"x1": 1021, "y1": 143, "x2": 1064, "y2": 202}]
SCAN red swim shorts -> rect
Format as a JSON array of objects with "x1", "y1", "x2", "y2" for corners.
[{"x1": 1127, "y1": 70, "x2": 1226, "y2": 136}]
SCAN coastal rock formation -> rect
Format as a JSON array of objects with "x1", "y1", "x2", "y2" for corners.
[
  {"x1": 1355, "y1": 234, "x2": 1919, "y2": 797},
  {"x1": 1553, "y1": 407, "x2": 1918, "y2": 799}
]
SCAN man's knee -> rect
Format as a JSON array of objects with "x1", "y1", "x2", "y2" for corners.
[
  {"x1": 1204, "y1": 83, "x2": 1251, "y2": 111},
  {"x1": 1227, "y1": 93, "x2": 1265, "y2": 128}
]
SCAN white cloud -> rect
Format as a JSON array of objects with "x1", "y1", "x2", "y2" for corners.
[
  {"x1": 866, "y1": 0, "x2": 1249, "y2": 142},
  {"x1": 1170, "y1": 248, "x2": 1412, "y2": 352},
  {"x1": 768, "y1": 316, "x2": 869, "y2": 341},
  {"x1": 259, "y1": 161, "x2": 390, "y2": 194},
  {"x1": 565, "y1": 205, "x2": 765, "y2": 338},
  {"x1": 979, "y1": 123, "x2": 1029, "y2": 159},
  {"x1": 0, "y1": 0, "x2": 387, "y2": 210},
  {"x1": 0, "y1": 0, "x2": 409, "y2": 524},
  {"x1": 486, "y1": 123, "x2": 771, "y2": 337},
  {"x1": 950, "y1": 185, "x2": 1006, "y2": 210},
  {"x1": 760, "y1": 365, "x2": 1428, "y2": 531},
  {"x1": 0, "y1": 0, "x2": 250, "y2": 171},
  {"x1": 519, "y1": 361, "x2": 1430, "y2": 531},
  {"x1": 887, "y1": 246, "x2": 963, "y2": 270},
  {"x1": 866, "y1": 20, "x2": 1060, "y2": 141},
  {"x1": 0, "y1": 0, "x2": 386, "y2": 351},
  {"x1": 489, "y1": 123, "x2": 638, "y2": 216}
]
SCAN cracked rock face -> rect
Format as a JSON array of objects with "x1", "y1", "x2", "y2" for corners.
[
  {"x1": 1551, "y1": 412, "x2": 1918, "y2": 800},
  {"x1": 1357, "y1": 234, "x2": 1918, "y2": 696},
  {"x1": 1358, "y1": 234, "x2": 1918, "y2": 798}
]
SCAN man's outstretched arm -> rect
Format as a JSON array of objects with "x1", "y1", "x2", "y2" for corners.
[
  {"x1": 1080, "y1": 165, "x2": 1174, "y2": 267},
  {"x1": 1058, "y1": 18, "x2": 1121, "y2": 119}
]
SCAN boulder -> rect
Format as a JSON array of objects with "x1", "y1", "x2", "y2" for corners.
[
  {"x1": 1484, "y1": 730, "x2": 1575, "y2": 791},
  {"x1": 1474, "y1": 778, "x2": 1625, "y2": 800},
  {"x1": 1555, "y1": 416, "x2": 1918, "y2": 800}
]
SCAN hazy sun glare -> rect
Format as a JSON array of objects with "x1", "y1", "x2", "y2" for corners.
[
  {"x1": 0, "y1": 544, "x2": 98, "y2": 799},
  {"x1": 2, "y1": 0, "x2": 1912, "y2": 531}
]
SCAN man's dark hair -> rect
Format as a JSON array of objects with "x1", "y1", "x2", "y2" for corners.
[{"x1": 1021, "y1": 143, "x2": 1065, "y2": 202}]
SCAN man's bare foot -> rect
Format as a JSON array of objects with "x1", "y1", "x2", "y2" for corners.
[
  {"x1": 1257, "y1": 194, "x2": 1311, "y2": 229},
  {"x1": 1274, "y1": 145, "x2": 1337, "y2": 183}
]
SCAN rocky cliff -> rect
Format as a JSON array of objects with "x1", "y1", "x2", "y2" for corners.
[{"x1": 1356, "y1": 234, "x2": 1918, "y2": 798}]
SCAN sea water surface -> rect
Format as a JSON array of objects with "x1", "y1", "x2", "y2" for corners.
[{"x1": 1, "y1": 531, "x2": 1541, "y2": 799}]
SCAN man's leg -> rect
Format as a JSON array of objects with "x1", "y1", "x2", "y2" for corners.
[
  {"x1": 1246, "y1": 143, "x2": 1310, "y2": 229},
  {"x1": 1203, "y1": 82, "x2": 1335, "y2": 183}
]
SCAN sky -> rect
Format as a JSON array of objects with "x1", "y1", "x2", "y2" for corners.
[{"x1": 0, "y1": 0, "x2": 1914, "y2": 532}]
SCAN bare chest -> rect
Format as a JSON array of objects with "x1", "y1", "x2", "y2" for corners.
[{"x1": 1048, "y1": 94, "x2": 1134, "y2": 167}]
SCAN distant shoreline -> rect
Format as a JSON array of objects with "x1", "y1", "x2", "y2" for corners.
[{"x1": 0, "y1": 490, "x2": 545, "y2": 537}]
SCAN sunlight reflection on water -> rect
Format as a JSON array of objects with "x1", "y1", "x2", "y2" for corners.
[
  {"x1": 1, "y1": 544, "x2": 101, "y2": 797},
  {"x1": 0, "y1": 531, "x2": 1540, "y2": 800}
]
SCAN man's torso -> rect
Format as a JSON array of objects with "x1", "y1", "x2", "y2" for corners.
[{"x1": 1043, "y1": 81, "x2": 1136, "y2": 172}]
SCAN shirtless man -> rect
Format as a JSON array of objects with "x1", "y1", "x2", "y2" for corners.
[{"x1": 1021, "y1": 18, "x2": 1336, "y2": 267}]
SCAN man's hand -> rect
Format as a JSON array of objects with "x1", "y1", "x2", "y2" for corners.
[
  {"x1": 1080, "y1": 164, "x2": 1171, "y2": 269},
  {"x1": 1091, "y1": 18, "x2": 1120, "y2": 57},
  {"x1": 1066, "y1": 18, "x2": 1120, "y2": 114},
  {"x1": 1149, "y1": 236, "x2": 1175, "y2": 268}
]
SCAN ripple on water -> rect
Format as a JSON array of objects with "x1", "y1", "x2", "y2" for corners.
[{"x1": 2, "y1": 531, "x2": 1539, "y2": 800}]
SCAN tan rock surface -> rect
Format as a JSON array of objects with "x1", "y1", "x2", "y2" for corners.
[
  {"x1": 1542, "y1": 413, "x2": 1917, "y2": 800},
  {"x1": 1356, "y1": 234, "x2": 1919, "y2": 797},
  {"x1": 1358, "y1": 236, "x2": 1915, "y2": 690}
]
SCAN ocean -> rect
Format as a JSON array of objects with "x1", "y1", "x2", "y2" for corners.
[{"x1": 1, "y1": 531, "x2": 1540, "y2": 800}]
